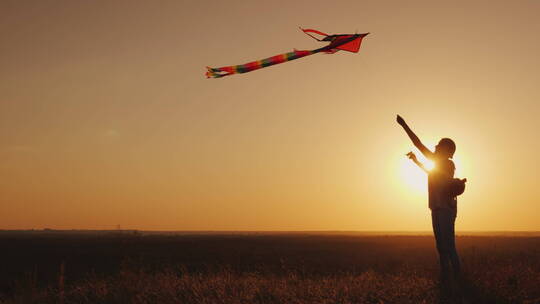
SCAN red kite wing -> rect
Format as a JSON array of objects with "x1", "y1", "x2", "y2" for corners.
[{"x1": 334, "y1": 36, "x2": 362, "y2": 53}]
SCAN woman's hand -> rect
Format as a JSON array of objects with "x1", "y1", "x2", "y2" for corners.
[
  {"x1": 396, "y1": 115, "x2": 406, "y2": 126},
  {"x1": 406, "y1": 151, "x2": 417, "y2": 161}
]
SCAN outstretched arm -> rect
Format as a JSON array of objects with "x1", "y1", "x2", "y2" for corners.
[
  {"x1": 396, "y1": 115, "x2": 434, "y2": 159},
  {"x1": 406, "y1": 152, "x2": 429, "y2": 173}
]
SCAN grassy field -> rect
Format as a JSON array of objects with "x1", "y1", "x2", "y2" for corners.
[{"x1": 0, "y1": 231, "x2": 539, "y2": 303}]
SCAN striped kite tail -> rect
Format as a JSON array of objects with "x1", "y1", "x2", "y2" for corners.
[
  {"x1": 206, "y1": 67, "x2": 223, "y2": 78},
  {"x1": 206, "y1": 49, "x2": 316, "y2": 78}
]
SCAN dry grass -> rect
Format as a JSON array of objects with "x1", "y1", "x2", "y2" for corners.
[
  {"x1": 7, "y1": 269, "x2": 440, "y2": 304},
  {"x1": 1, "y1": 233, "x2": 539, "y2": 303},
  {"x1": 9, "y1": 264, "x2": 540, "y2": 304}
]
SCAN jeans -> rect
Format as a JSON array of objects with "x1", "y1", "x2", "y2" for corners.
[{"x1": 431, "y1": 208, "x2": 460, "y2": 277}]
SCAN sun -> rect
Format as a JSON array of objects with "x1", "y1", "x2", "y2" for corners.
[{"x1": 398, "y1": 154, "x2": 433, "y2": 193}]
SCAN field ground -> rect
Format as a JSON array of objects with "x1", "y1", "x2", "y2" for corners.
[{"x1": 1, "y1": 231, "x2": 539, "y2": 303}]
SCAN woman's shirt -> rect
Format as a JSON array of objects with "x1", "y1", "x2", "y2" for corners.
[{"x1": 428, "y1": 158, "x2": 456, "y2": 210}]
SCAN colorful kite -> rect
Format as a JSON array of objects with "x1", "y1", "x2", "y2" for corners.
[{"x1": 206, "y1": 28, "x2": 369, "y2": 78}]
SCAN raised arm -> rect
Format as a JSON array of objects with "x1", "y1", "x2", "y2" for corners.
[{"x1": 396, "y1": 115, "x2": 434, "y2": 159}]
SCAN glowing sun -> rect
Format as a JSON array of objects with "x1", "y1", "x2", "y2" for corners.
[{"x1": 399, "y1": 155, "x2": 433, "y2": 193}]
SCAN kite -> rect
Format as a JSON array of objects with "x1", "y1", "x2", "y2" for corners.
[{"x1": 205, "y1": 28, "x2": 369, "y2": 78}]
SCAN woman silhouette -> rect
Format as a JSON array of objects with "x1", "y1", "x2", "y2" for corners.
[{"x1": 396, "y1": 115, "x2": 462, "y2": 282}]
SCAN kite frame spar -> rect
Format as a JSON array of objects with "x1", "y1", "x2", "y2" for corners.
[{"x1": 206, "y1": 28, "x2": 369, "y2": 78}]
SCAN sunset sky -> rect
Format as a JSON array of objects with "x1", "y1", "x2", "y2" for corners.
[{"x1": 1, "y1": 1, "x2": 539, "y2": 231}]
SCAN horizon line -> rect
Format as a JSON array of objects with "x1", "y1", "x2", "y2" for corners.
[{"x1": 2, "y1": 229, "x2": 540, "y2": 236}]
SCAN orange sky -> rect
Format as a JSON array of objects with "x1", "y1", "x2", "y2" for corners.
[{"x1": 1, "y1": 1, "x2": 539, "y2": 231}]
